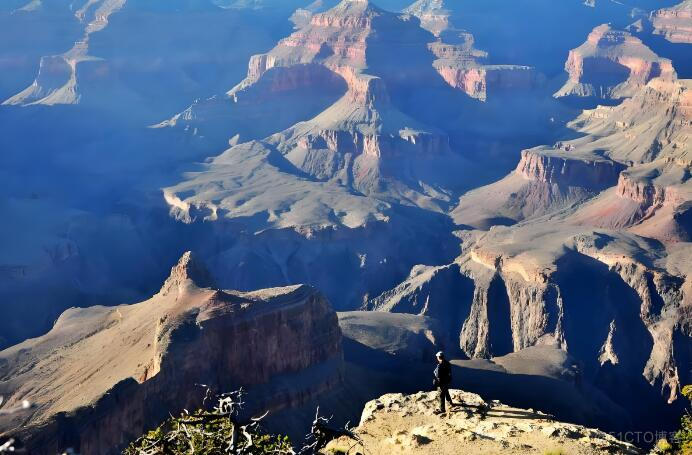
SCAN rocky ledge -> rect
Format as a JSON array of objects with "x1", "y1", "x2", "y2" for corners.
[{"x1": 326, "y1": 390, "x2": 640, "y2": 454}]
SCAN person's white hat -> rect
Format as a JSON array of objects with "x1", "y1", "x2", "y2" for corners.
[{"x1": 436, "y1": 351, "x2": 444, "y2": 358}]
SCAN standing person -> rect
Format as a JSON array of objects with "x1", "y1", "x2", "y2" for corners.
[{"x1": 433, "y1": 351, "x2": 455, "y2": 414}]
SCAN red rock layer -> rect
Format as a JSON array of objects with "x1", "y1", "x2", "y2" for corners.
[{"x1": 651, "y1": 0, "x2": 692, "y2": 44}]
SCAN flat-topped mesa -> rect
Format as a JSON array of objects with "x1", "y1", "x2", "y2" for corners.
[
  {"x1": 554, "y1": 24, "x2": 676, "y2": 100},
  {"x1": 434, "y1": 62, "x2": 539, "y2": 101},
  {"x1": 516, "y1": 148, "x2": 625, "y2": 190},
  {"x1": 651, "y1": 0, "x2": 692, "y2": 44},
  {"x1": 0, "y1": 253, "x2": 343, "y2": 454}
]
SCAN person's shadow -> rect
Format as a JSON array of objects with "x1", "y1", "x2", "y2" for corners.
[{"x1": 450, "y1": 403, "x2": 554, "y2": 421}]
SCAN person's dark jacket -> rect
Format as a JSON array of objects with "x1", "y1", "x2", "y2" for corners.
[{"x1": 434, "y1": 360, "x2": 452, "y2": 387}]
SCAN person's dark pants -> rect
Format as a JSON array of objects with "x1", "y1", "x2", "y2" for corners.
[{"x1": 439, "y1": 384, "x2": 453, "y2": 411}]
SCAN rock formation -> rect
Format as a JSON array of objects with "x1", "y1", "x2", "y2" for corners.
[
  {"x1": 404, "y1": 0, "x2": 543, "y2": 101},
  {"x1": 3, "y1": 0, "x2": 126, "y2": 106},
  {"x1": 554, "y1": 24, "x2": 676, "y2": 100},
  {"x1": 325, "y1": 390, "x2": 640, "y2": 454},
  {"x1": 651, "y1": 0, "x2": 692, "y2": 44},
  {"x1": 0, "y1": 252, "x2": 343, "y2": 454},
  {"x1": 430, "y1": 42, "x2": 541, "y2": 101}
]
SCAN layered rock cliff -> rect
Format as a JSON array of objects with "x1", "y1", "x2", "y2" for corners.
[
  {"x1": 0, "y1": 252, "x2": 343, "y2": 454},
  {"x1": 651, "y1": 0, "x2": 692, "y2": 44},
  {"x1": 554, "y1": 24, "x2": 676, "y2": 100},
  {"x1": 325, "y1": 390, "x2": 640, "y2": 454}
]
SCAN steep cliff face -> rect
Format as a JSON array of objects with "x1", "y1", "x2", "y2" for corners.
[
  {"x1": 325, "y1": 390, "x2": 640, "y2": 454},
  {"x1": 516, "y1": 149, "x2": 625, "y2": 189},
  {"x1": 554, "y1": 24, "x2": 676, "y2": 100},
  {"x1": 433, "y1": 62, "x2": 540, "y2": 101},
  {"x1": 0, "y1": 252, "x2": 343, "y2": 454},
  {"x1": 651, "y1": 0, "x2": 692, "y2": 44},
  {"x1": 171, "y1": 0, "x2": 456, "y2": 191}
]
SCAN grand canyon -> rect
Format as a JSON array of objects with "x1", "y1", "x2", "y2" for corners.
[{"x1": 0, "y1": 0, "x2": 690, "y2": 453}]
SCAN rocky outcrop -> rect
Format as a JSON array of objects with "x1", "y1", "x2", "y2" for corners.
[
  {"x1": 456, "y1": 75, "x2": 691, "y2": 231},
  {"x1": 413, "y1": 3, "x2": 542, "y2": 101},
  {"x1": 0, "y1": 252, "x2": 343, "y2": 454},
  {"x1": 434, "y1": 62, "x2": 540, "y2": 101},
  {"x1": 554, "y1": 25, "x2": 676, "y2": 100},
  {"x1": 651, "y1": 0, "x2": 692, "y2": 44},
  {"x1": 3, "y1": 0, "x2": 126, "y2": 106},
  {"x1": 325, "y1": 390, "x2": 640, "y2": 454},
  {"x1": 517, "y1": 148, "x2": 625, "y2": 190}
]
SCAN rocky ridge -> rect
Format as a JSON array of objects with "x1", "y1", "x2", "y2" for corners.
[
  {"x1": 0, "y1": 252, "x2": 343, "y2": 454},
  {"x1": 325, "y1": 390, "x2": 640, "y2": 454},
  {"x1": 554, "y1": 24, "x2": 676, "y2": 100}
]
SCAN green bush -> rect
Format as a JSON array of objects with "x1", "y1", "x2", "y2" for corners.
[
  {"x1": 657, "y1": 438, "x2": 674, "y2": 453},
  {"x1": 674, "y1": 385, "x2": 692, "y2": 455}
]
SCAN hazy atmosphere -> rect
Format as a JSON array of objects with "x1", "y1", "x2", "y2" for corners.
[{"x1": 0, "y1": 0, "x2": 690, "y2": 453}]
